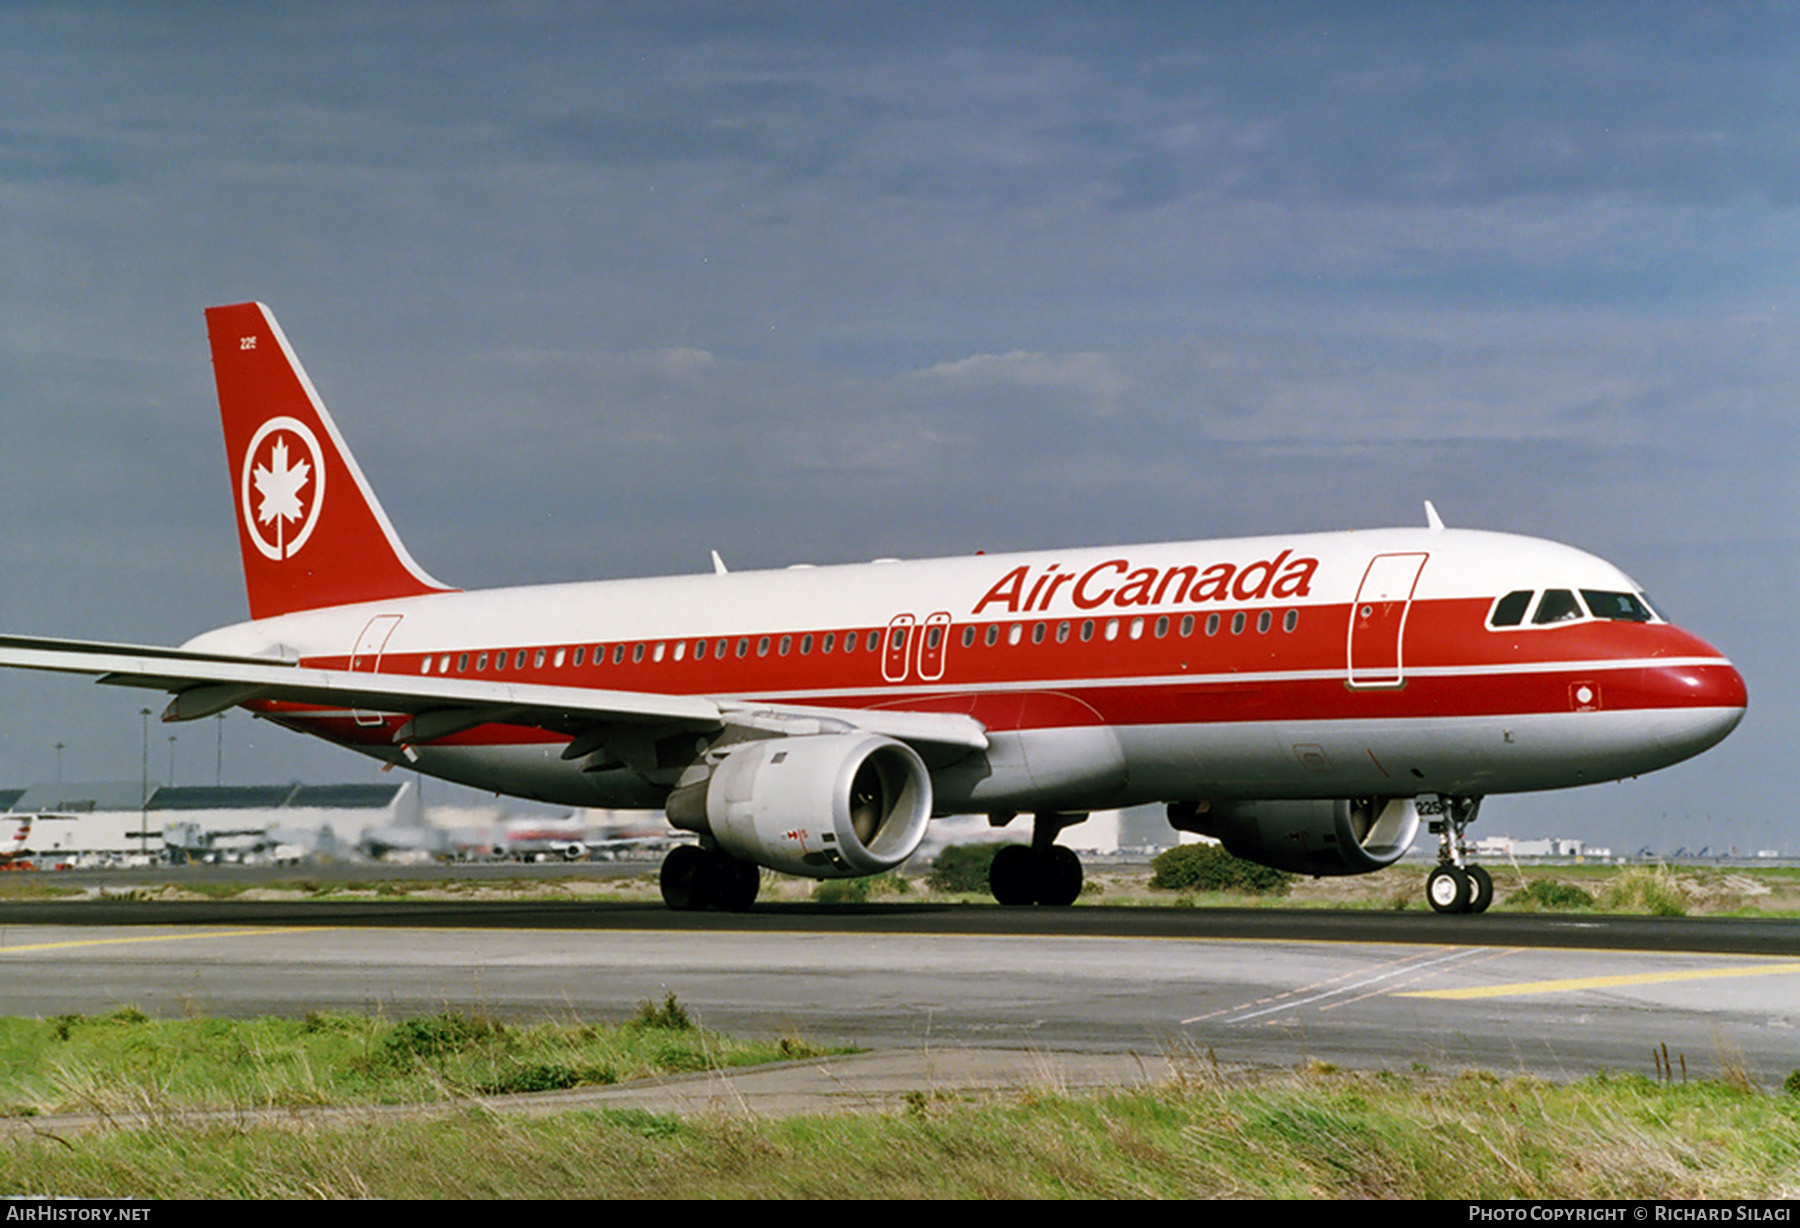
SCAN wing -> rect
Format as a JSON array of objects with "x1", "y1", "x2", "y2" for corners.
[{"x1": 0, "y1": 634, "x2": 989, "y2": 754}]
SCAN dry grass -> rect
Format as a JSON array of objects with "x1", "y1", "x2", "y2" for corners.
[{"x1": 4, "y1": 1065, "x2": 1797, "y2": 1199}]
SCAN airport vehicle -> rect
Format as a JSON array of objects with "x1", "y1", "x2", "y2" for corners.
[{"x1": 0, "y1": 304, "x2": 1746, "y2": 912}]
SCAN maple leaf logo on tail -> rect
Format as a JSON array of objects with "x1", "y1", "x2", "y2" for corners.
[{"x1": 239, "y1": 416, "x2": 326, "y2": 561}]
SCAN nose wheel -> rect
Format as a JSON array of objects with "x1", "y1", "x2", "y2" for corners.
[{"x1": 1426, "y1": 863, "x2": 1493, "y2": 914}]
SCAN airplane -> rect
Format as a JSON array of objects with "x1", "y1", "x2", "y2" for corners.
[{"x1": 0, "y1": 302, "x2": 1746, "y2": 914}]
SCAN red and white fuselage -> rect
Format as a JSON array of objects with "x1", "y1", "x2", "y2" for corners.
[{"x1": 186, "y1": 522, "x2": 1744, "y2": 816}]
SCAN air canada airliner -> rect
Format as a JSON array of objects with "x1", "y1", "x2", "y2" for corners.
[{"x1": 0, "y1": 303, "x2": 1747, "y2": 914}]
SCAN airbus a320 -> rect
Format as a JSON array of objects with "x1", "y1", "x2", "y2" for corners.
[{"x1": 0, "y1": 303, "x2": 1747, "y2": 913}]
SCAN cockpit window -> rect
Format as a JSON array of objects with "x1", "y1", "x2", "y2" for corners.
[
  {"x1": 1489, "y1": 590, "x2": 1532, "y2": 627},
  {"x1": 1532, "y1": 589, "x2": 1583, "y2": 625},
  {"x1": 1581, "y1": 590, "x2": 1654, "y2": 622}
]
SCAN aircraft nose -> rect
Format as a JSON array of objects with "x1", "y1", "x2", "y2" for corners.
[{"x1": 1643, "y1": 658, "x2": 1746, "y2": 758}]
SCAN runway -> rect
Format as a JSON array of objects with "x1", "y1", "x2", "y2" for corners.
[{"x1": 2, "y1": 902, "x2": 1796, "y2": 1088}]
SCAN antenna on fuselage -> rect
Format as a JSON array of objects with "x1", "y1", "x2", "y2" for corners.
[
  {"x1": 711, "y1": 550, "x2": 729, "y2": 575},
  {"x1": 1424, "y1": 501, "x2": 1445, "y2": 531}
]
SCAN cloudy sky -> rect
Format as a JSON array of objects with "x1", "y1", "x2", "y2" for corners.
[{"x1": 0, "y1": 3, "x2": 1793, "y2": 852}]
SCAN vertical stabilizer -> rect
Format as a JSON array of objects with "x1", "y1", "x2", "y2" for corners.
[{"x1": 205, "y1": 302, "x2": 454, "y2": 620}]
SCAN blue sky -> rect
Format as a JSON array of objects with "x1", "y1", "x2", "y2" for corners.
[{"x1": 0, "y1": 3, "x2": 1794, "y2": 851}]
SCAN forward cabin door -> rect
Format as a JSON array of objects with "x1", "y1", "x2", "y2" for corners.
[
  {"x1": 350, "y1": 613, "x2": 404, "y2": 726},
  {"x1": 1346, "y1": 553, "x2": 1428, "y2": 688}
]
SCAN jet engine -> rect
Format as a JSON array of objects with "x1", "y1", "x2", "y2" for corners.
[
  {"x1": 1167, "y1": 797, "x2": 1420, "y2": 877},
  {"x1": 666, "y1": 733, "x2": 933, "y2": 879}
]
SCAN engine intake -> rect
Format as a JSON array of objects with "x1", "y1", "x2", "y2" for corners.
[
  {"x1": 669, "y1": 733, "x2": 932, "y2": 879},
  {"x1": 1168, "y1": 797, "x2": 1420, "y2": 877}
]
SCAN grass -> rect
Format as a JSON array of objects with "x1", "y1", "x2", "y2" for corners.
[
  {"x1": 0, "y1": 1003, "x2": 832, "y2": 1119},
  {"x1": 2, "y1": 1061, "x2": 1797, "y2": 1198},
  {"x1": 5, "y1": 860, "x2": 1800, "y2": 917}
]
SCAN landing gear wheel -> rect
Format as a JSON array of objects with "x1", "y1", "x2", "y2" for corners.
[
  {"x1": 1427, "y1": 865, "x2": 1471, "y2": 914},
  {"x1": 1036, "y1": 845, "x2": 1084, "y2": 907},
  {"x1": 1465, "y1": 864, "x2": 1494, "y2": 915},
  {"x1": 989, "y1": 844, "x2": 1038, "y2": 906},
  {"x1": 660, "y1": 845, "x2": 715, "y2": 911},
  {"x1": 713, "y1": 857, "x2": 761, "y2": 912}
]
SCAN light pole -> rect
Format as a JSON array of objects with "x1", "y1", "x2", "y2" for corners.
[{"x1": 139, "y1": 708, "x2": 151, "y2": 857}]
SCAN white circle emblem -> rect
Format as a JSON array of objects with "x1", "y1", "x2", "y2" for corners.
[{"x1": 240, "y1": 416, "x2": 326, "y2": 561}]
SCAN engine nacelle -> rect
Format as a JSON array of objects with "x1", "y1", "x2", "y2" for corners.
[
  {"x1": 1167, "y1": 797, "x2": 1421, "y2": 877},
  {"x1": 673, "y1": 733, "x2": 933, "y2": 879}
]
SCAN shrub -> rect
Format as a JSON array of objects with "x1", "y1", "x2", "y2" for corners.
[
  {"x1": 382, "y1": 1013, "x2": 506, "y2": 1061},
  {"x1": 1600, "y1": 867, "x2": 1688, "y2": 917},
  {"x1": 812, "y1": 873, "x2": 911, "y2": 903},
  {"x1": 630, "y1": 992, "x2": 693, "y2": 1032},
  {"x1": 1150, "y1": 842, "x2": 1293, "y2": 896},
  {"x1": 927, "y1": 843, "x2": 1008, "y2": 893},
  {"x1": 1510, "y1": 880, "x2": 1596, "y2": 910}
]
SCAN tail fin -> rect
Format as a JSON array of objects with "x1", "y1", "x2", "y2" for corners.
[{"x1": 205, "y1": 302, "x2": 453, "y2": 620}]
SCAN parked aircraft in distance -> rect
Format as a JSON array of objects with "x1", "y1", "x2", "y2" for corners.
[{"x1": 0, "y1": 304, "x2": 1747, "y2": 913}]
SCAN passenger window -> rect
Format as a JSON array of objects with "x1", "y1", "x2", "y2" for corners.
[
  {"x1": 1489, "y1": 590, "x2": 1533, "y2": 627},
  {"x1": 1533, "y1": 589, "x2": 1583, "y2": 625},
  {"x1": 1180, "y1": 614, "x2": 1194, "y2": 637},
  {"x1": 1283, "y1": 609, "x2": 1298, "y2": 633},
  {"x1": 571, "y1": 647, "x2": 583, "y2": 667}
]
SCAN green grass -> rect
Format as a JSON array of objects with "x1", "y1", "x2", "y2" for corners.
[
  {"x1": 3, "y1": 1065, "x2": 1797, "y2": 1198},
  {"x1": 0, "y1": 1004, "x2": 831, "y2": 1119}
]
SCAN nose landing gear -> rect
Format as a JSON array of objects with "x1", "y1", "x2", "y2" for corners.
[{"x1": 1425, "y1": 796, "x2": 1492, "y2": 914}]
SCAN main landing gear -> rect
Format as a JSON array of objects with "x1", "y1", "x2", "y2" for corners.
[
  {"x1": 1425, "y1": 796, "x2": 1492, "y2": 915},
  {"x1": 659, "y1": 843, "x2": 761, "y2": 912},
  {"x1": 987, "y1": 811, "x2": 1086, "y2": 907}
]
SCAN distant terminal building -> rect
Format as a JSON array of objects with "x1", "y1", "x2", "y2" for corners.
[
  {"x1": 1, "y1": 780, "x2": 409, "y2": 866},
  {"x1": 1470, "y1": 835, "x2": 1611, "y2": 860}
]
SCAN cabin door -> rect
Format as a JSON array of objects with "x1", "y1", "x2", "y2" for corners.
[{"x1": 1346, "y1": 553, "x2": 1427, "y2": 688}]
